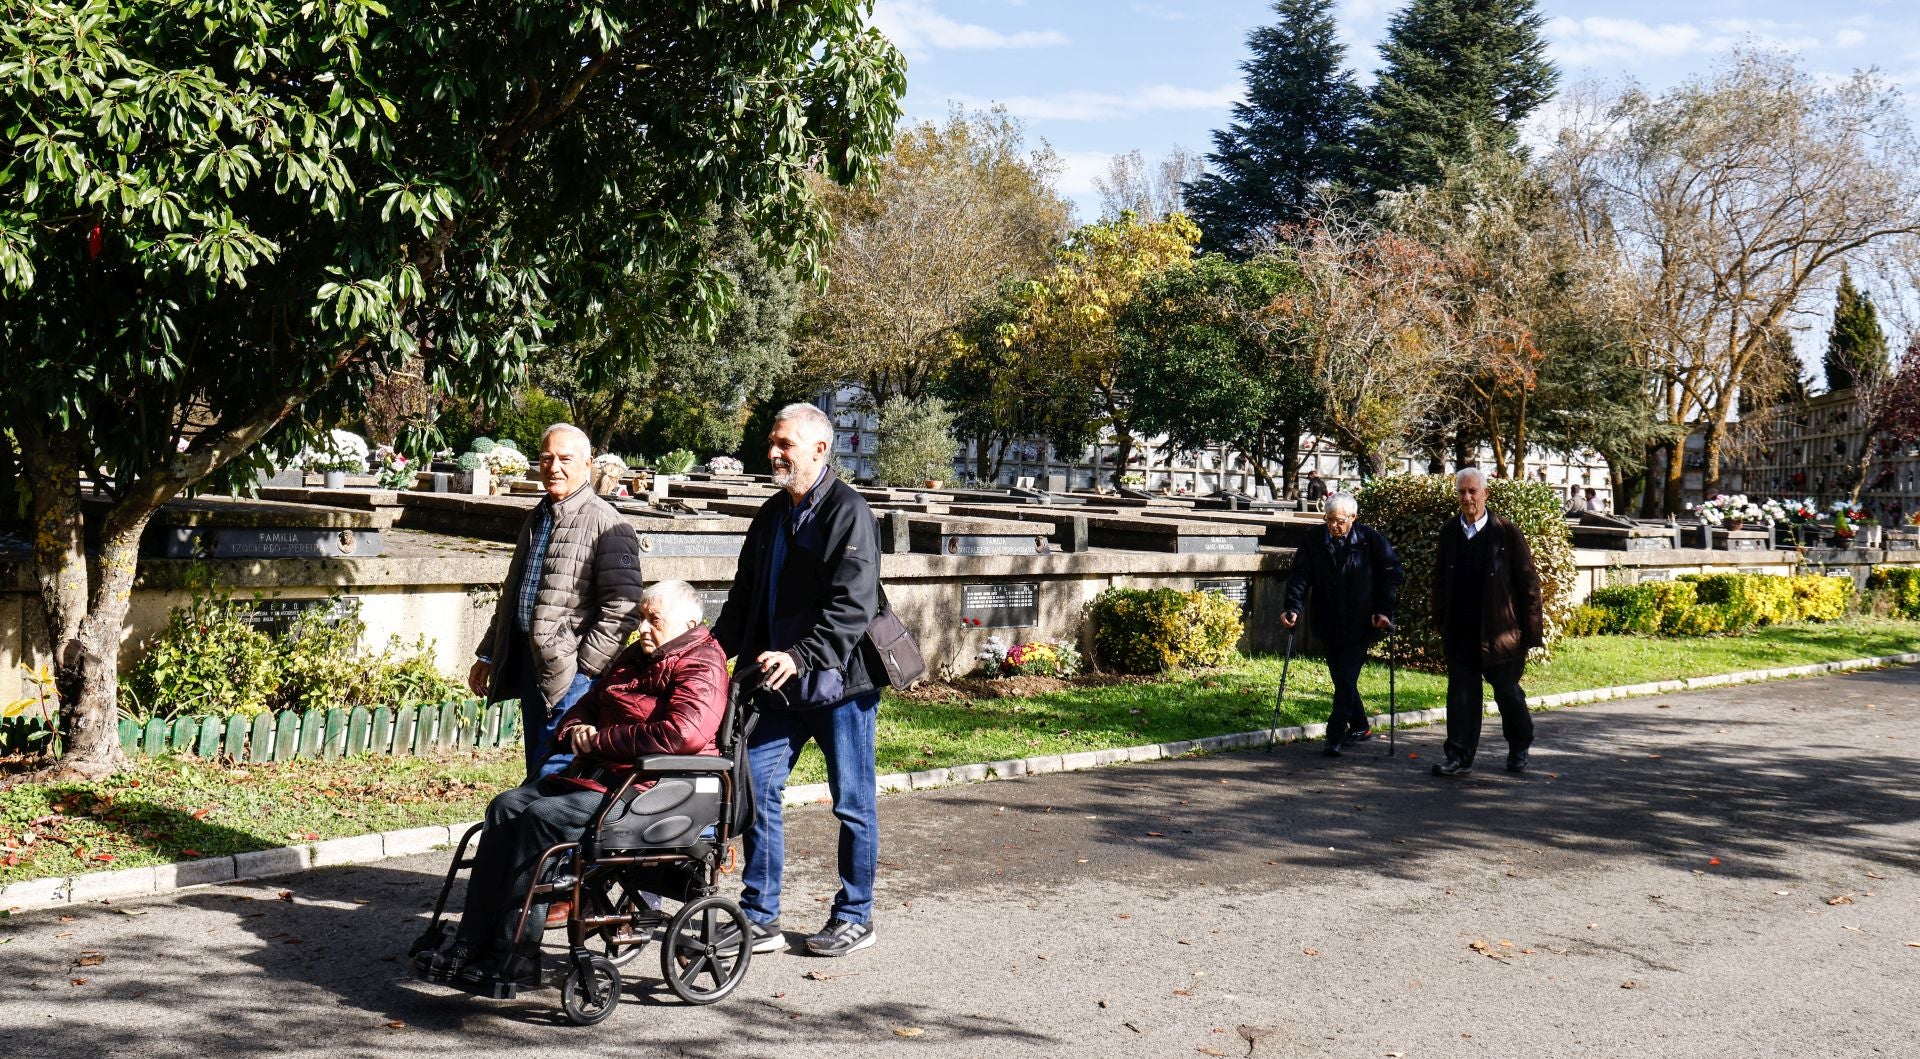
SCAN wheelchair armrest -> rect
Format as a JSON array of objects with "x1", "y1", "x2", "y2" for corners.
[{"x1": 637, "y1": 754, "x2": 732, "y2": 774}]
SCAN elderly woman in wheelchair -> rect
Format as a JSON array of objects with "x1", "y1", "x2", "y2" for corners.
[{"x1": 410, "y1": 578, "x2": 761, "y2": 1024}]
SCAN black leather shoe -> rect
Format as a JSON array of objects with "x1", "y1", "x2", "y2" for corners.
[
  {"x1": 1431, "y1": 758, "x2": 1472, "y2": 777},
  {"x1": 1342, "y1": 728, "x2": 1375, "y2": 746},
  {"x1": 422, "y1": 939, "x2": 488, "y2": 979},
  {"x1": 1322, "y1": 741, "x2": 1343, "y2": 757},
  {"x1": 1506, "y1": 750, "x2": 1529, "y2": 773},
  {"x1": 458, "y1": 950, "x2": 542, "y2": 989}
]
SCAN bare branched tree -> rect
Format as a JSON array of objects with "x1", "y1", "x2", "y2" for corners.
[
  {"x1": 1092, "y1": 146, "x2": 1206, "y2": 222},
  {"x1": 1551, "y1": 52, "x2": 1920, "y2": 514}
]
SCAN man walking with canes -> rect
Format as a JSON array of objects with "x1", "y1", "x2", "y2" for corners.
[
  {"x1": 1430, "y1": 467, "x2": 1544, "y2": 776},
  {"x1": 1281, "y1": 493, "x2": 1404, "y2": 757},
  {"x1": 714, "y1": 402, "x2": 885, "y2": 958}
]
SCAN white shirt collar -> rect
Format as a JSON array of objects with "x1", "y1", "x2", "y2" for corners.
[{"x1": 1462, "y1": 511, "x2": 1489, "y2": 537}]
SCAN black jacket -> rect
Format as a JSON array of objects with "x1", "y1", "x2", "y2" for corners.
[
  {"x1": 1283, "y1": 523, "x2": 1405, "y2": 645},
  {"x1": 712, "y1": 469, "x2": 882, "y2": 706},
  {"x1": 1431, "y1": 511, "x2": 1544, "y2": 665}
]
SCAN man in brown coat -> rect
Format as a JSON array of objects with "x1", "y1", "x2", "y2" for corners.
[
  {"x1": 1430, "y1": 466, "x2": 1544, "y2": 776},
  {"x1": 470, "y1": 424, "x2": 643, "y2": 781}
]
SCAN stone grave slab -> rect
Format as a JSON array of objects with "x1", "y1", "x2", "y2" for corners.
[{"x1": 144, "y1": 497, "x2": 384, "y2": 559}]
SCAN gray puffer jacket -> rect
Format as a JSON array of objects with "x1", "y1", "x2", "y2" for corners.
[{"x1": 477, "y1": 485, "x2": 643, "y2": 709}]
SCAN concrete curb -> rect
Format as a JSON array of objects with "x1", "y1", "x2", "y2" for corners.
[{"x1": 7, "y1": 650, "x2": 1915, "y2": 915}]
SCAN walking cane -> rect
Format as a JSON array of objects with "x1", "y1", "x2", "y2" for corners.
[
  {"x1": 1384, "y1": 616, "x2": 1398, "y2": 758},
  {"x1": 1266, "y1": 626, "x2": 1296, "y2": 753}
]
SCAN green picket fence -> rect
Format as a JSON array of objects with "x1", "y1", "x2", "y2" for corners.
[{"x1": 0, "y1": 698, "x2": 523, "y2": 763}]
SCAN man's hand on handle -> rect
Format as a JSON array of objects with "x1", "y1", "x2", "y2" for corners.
[
  {"x1": 1281, "y1": 612, "x2": 1298, "y2": 629},
  {"x1": 1371, "y1": 614, "x2": 1392, "y2": 630},
  {"x1": 755, "y1": 650, "x2": 800, "y2": 691},
  {"x1": 467, "y1": 659, "x2": 492, "y2": 698}
]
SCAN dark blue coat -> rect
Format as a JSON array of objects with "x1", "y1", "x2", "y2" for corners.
[{"x1": 1282, "y1": 523, "x2": 1405, "y2": 645}]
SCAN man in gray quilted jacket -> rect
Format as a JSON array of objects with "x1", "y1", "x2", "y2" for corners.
[{"x1": 469, "y1": 423, "x2": 643, "y2": 781}]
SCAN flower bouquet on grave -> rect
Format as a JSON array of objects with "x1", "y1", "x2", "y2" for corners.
[{"x1": 372, "y1": 446, "x2": 414, "y2": 489}]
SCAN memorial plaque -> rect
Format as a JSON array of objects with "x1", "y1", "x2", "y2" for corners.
[
  {"x1": 941, "y1": 534, "x2": 1050, "y2": 556},
  {"x1": 696, "y1": 589, "x2": 732, "y2": 623},
  {"x1": 636, "y1": 532, "x2": 746, "y2": 557},
  {"x1": 1728, "y1": 536, "x2": 1769, "y2": 551},
  {"x1": 160, "y1": 527, "x2": 384, "y2": 559},
  {"x1": 1196, "y1": 577, "x2": 1252, "y2": 615},
  {"x1": 1174, "y1": 535, "x2": 1259, "y2": 554},
  {"x1": 236, "y1": 596, "x2": 360, "y2": 637},
  {"x1": 1635, "y1": 569, "x2": 1674, "y2": 583},
  {"x1": 959, "y1": 582, "x2": 1039, "y2": 629},
  {"x1": 1625, "y1": 535, "x2": 1673, "y2": 552}
]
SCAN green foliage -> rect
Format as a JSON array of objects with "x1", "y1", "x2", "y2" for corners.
[
  {"x1": 873, "y1": 395, "x2": 960, "y2": 486},
  {"x1": 1824, "y1": 266, "x2": 1889, "y2": 392},
  {"x1": 653, "y1": 449, "x2": 697, "y2": 476},
  {"x1": 491, "y1": 390, "x2": 572, "y2": 457},
  {"x1": 1185, "y1": 0, "x2": 1366, "y2": 253},
  {"x1": 1087, "y1": 588, "x2": 1245, "y2": 674},
  {"x1": 456, "y1": 452, "x2": 483, "y2": 472},
  {"x1": 1583, "y1": 573, "x2": 1857, "y2": 636},
  {"x1": 1357, "y1": 0, "x2": 1558, "y2": 196},
  {"x1": 1564, "y1": 603, "x2": 1608, "y2": 638},
  {"x1": 1356, "y1": 474, "x2": 1575, "y2": 665},
  {"x1": 123, "y1": 592, "x2": 460, "y2": 720},
  {"x1": 1117, "y1": 253, "x2": 1321, "y2": 490},
  {"x1": 1867, "y1": 567, "x2": 1920, "y2": 619}
]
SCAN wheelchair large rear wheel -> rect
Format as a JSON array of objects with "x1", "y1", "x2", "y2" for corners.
[
  {"x1": 560, "y1": 953, "x2": 622, "y2": 1026},
  {"x1": 660, "y1": 894, "x2": 752, "y2": 1005}
]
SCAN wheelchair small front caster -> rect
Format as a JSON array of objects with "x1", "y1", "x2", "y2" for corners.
[{"x1": 560, "y1": 952, "x2": 622, "y2": 1026}]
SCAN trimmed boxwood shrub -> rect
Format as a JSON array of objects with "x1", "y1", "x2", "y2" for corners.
[
  {"x1": 1087, "y1": 587, "x2": 1243, "y2": 674},
  {"x1": 1582, "y1": 572, "x2": 1855, "y2": 636},
  {"x1": 1356, "y1": 474, "x2": 1575, "y2": 667},
  {"x1": 1867, "y1": 566, "x2": 1920, "y2": 619}
]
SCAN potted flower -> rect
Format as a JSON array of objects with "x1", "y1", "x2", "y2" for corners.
[
  {"x1": 1697, "y1": 493, "x2": 1762, "y2": 532},
  {"x1": 371, "y1": 445, "x2": 415, "y2": 490},
  {"x1": 708, "y1": 455, "x2": 744, "y2": 476},
  {"x1": 482, "y1": 440, "x2": 530, "y2": 494},
  {"x1": 300, "y1": 428, "x2": 369, "y2": 488},
  {"x1": 1831, "y1": 510, "x2": 1856, "y2": 544}
]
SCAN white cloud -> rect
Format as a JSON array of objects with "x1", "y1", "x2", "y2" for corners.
[
  {"x1": 871, "y1": 0, "x2": 1068, "y2": 53},
  {"x1": 955, "y1": 82, "x2": 1242, "y2": 122},
  {"x1": 1833, "y1": 29, "x2": 1867, "y2": 49},
  {"x1": 1054, "y1": 150, "x2": 1114, "y2": 199},
  {"x1": 1545, "y1": 16, "x2": 1707, "y2": 67}
]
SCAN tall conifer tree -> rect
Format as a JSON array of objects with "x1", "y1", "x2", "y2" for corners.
[
  {"x1": 1358, "y1": 0, "x2": 1557, "y2": 196},
  {"x1": 1183, "y1": 0, "x2": 1364, "y2": 255},
  {"x1": 1823, "y1": 266, "x2": 1889, "y2": 391}
]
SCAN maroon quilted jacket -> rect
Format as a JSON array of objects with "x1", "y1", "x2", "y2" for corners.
[{"x1": 550, "y1": 625, "x2": 728, "y2": 794}]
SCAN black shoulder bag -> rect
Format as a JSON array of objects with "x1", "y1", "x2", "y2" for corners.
[{"x1": 863, "y1": 585, "x2": 927, "y2": 688}]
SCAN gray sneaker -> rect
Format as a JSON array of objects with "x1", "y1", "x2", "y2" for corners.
[
  {"x1": 716, "y1": 917, "x2": 785, "y2": 954},
  {"x1": 805, "y1": 917, "x2": 875, "y2": 957}
]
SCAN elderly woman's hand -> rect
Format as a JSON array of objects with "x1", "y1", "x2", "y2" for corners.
[{"x1": 568, "y1": 724, "x2": 599, "y2": 754}]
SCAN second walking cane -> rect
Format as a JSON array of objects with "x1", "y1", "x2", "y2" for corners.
[
  {"x1": 1265, "y1": 627, "x2": 1295, "y2": 753},
  {"x1": 1384, "y1": 617, "x2": 1398, "y2": 757}
]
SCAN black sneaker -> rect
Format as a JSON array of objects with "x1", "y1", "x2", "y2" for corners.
[
  {"x1": 717, "y1": 917, "x2": 785, "y2": 955},
  {"x1": 420, "y1": 938, "x2": 488, "y2": 979},
  {"x1": 805, "y1": 917, "x2": 875, "y2": 957},
  {"x1": 1506, "y1": 750, "x2": 1529, "y2": 773},
  {"x1": 1321, "y1": 742, "x2": 1343, "y2": 757},
  {"x1": 1431, "y1": 758, "x2": 1472, "y2": 777},
  {"x1": 1342, "y1": 727, "x2": 1375, "y2": 746}
]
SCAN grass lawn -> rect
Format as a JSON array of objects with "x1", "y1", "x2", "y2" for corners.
[{"x1": 3, "y1": 618, "x2": 1913, "y2": 887}]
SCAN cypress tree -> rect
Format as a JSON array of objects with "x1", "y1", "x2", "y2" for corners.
[
  {"x1": 1183, "y1": 0, "x2": 1365, "y2": 255},
  {"x1": 1823, "y1": 266, "x2": 1889, "y2": 391},
  {"x1": 1357, "y1": 0, "x2": 1557, "y2": 197}
]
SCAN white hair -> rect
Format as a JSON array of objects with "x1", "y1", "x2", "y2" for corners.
[
  {"x1": 1454, "y1": 466, "x2": 1487, "y2": 489},
  {"x1": 540, "y1": 422, "x2": 592, "y2": 456},
  {"x1": 1326, "y1": 492, "x2": 1358, "y2": 517},
  {"x1": 772, "y1": 402, "x2": 835, "y2": 445},
  {"x1": 641, "y1": 580, "x2": 703, "y2": 625}
]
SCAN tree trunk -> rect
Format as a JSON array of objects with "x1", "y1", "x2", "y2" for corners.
[
  {"x1": 1700, "y1": 420, "x2": 1723, "y2": 498},
  {"x1": 1663, "y1": 440, "x2": 1687, "y2": 518},
  {"x1": 1638, "y1": 440, "x2": 1664, "y2": 518},
  {"x1": 1280, "y1": 419, "x2": 1300, "y2": 496},
  {"x1": 1111, "y1": 433, "x2": 1136, "y2": 487},
  {"x1": 974, "y1": 433, "x2": 991, "y2": 481}
]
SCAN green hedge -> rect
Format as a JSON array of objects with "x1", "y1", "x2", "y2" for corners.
[
  {"x1": 1087, "y1": 588, "x2": 1243, "y2": 674},
  {"x1": 1355, "y1": 475, "x2": 1575, "y2": 667},
  {"x1": 1576, "y1": 573, "x2": 1854, "y2": 637},
  {"x1": 1866, "y1": 567, "x2": 1920, "y2": 620}
]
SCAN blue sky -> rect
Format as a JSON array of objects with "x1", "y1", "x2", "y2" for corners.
[{"x1": 871, "y1": 0, "x2": 1920, "y2": 220}]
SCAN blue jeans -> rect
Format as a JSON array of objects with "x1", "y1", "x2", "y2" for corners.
[
  {"x1": 513, "y1": 641, "x2": 594, "y2": 783},
  {"x1": 741, "y1": 692, "x2": 879, "y2": 927}
]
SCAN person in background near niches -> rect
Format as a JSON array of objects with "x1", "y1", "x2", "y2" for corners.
[
  {"x1": 1584, "y1": 487, "x2": 1602, "y2": 513},
  {"x1": 712, "y1": 402, "x2": 884, "y2": 958},
  {"x1": 1304, "y1": 470, "x2": 1328, "y2": 505},
  {"x1": 1431, "y1": 467, "x2": 1545, "y2": 777},
  {"x1": 470, "y1": 424, "x2": 642, "y2": 782},
  {"x1": 1281, "y1": 492, "x2": 1405, "y2": 757}
]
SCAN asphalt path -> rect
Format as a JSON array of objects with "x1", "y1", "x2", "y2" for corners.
[{"x1": 3, "y1": 665, "x2": 1918, "y2": 1059}]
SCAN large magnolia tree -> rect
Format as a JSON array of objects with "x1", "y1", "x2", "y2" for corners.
[{"x1": 0, "y1": 0, "x2": 904, "y2": 778}]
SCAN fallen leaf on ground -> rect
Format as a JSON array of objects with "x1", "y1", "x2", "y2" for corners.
[
  {"x1": 1828, "y1": 895, "x2": 1855, "y2": 906},
  {"x1": 1145, "y1": 832, "x2": 1165, "y2": 838},
  {"x1": 1621, "y1": 980, "x2": 1638, "y2": 989},
  {"x1": 893, "y1": 1027, "x2": 924, "y2": 1038},
  {"x1": 75, "y1": 953, "x2": 104, "y2": 968},
  {"x1": 120, "y1": 909, "x2": 148, "y2": 916},
  {"x1": 1303, "y1": 947, "x2": 1319, "y2": 956},
  {"x1": 70, "y1": 978, "x2": 87, "y2": 986},
  {"x1": 1123, "y1": 1022, "x2": 1141, "y2": 1033},
  {"x1": 1708, "y1": 858, "x2": 1721, "y2": 866},
  {"x1": 1773, "y1": 890, "x2": 1792, "y2": 896},
  {"x1": 1097, "y1": 999, "x2": 1108, "y2": 1008},
  {"x1": 1904, "y1": 941, "x2": 1919, "y2": 948},
  {"x1": 1238, "y1": 1025, "x2": 1279, "y2": 1045},
  {"x1": 385, "y1": 1021, "x2": 406, "y2": 1030},
  {"x1": 1866, "y1": 871, "x2": 1885, "y2": 880},
  {"x1": 1173, "y1": 988, "x2": 1193, "y2": 996},
  {"x1": 802, "y1": 970, "x2": 859, "y2": 981},
  {"x1": 277, "y1": 890, "x2": 294, "y2": 902},
  {"x1": 1195, "y1": 1049, "x2": 1226, "y2": 1057}
]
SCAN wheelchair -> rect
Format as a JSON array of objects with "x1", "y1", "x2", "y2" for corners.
[{"x1": 409, "y1": 678, "x2": 764, "y2": 1025}]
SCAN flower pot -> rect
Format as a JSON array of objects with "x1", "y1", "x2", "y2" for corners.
[
  {"x1": 924, "y1": 479, "x2": 943, "y2": 490},
  {"x1": 322, "y1": 470, "x2": 347, "y2": 489},
  {"x1": 1725, "y1": 519, "x2": 1744, "y2": 532}
]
